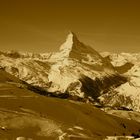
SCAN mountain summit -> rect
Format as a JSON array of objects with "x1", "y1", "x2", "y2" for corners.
[
  {"x1": 59, "y1": 32, "x2": 103, "y2": 62},
  {"x1": 60, "y1": 31, "x2": 79, "y2": 51}
]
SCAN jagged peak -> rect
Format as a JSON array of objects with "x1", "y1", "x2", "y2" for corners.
[
  {"x1": 58, "y1": 32, "x2": 102, "y2": 60},
  {"x1": 59, "y1": 31, "x2": 80, "y2": 51},
  {"x1": 68, "y1": 31, "x2": 79, "y2": 41}
]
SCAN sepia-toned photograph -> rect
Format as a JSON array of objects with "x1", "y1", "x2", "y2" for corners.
[{"x1": 0, "y1": 0, "x2": 140, "y2": 139}]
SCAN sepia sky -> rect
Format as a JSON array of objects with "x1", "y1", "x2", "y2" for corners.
[{"x1": 0, "y1": 0, "x2": 140, "y2": 53}]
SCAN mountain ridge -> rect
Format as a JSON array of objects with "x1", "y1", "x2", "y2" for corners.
[{"x1": 0, "y1": 32, "x2": 140, "y2": 111}]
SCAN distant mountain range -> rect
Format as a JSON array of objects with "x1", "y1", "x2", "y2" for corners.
[{"x1": 0, "y1": 32, "x2": 140, "y2": 112}]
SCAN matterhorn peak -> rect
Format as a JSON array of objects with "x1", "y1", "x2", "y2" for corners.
[
  {"x1": 59, "y1": 31, "x2": 80, "y2": 51},
  {"x1": 58, "y1": 31, "x2": 103, "y2": 61}
]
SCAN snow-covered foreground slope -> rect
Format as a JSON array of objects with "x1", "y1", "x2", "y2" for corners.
[{"x1": 0, "y1": 69, "x2": 140, "y2": 140}]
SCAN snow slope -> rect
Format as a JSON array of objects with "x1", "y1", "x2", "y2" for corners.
[
  {"x1": 0, "y1": 54, "x2": 51, "y2": 87},
  {"x1": 0, "y1": 69, "x2": 139, "y2": 140},
  {"x1": 100, "y1": 52, "x2": 140, "y2": 111}
]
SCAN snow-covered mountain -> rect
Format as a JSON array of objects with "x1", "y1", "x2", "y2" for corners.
[
  {"x1": 47, "y1": 32, "x2": 118, "y2": 94},
  {"x1": 1, "y1": 32, "x2": 140, "y2": 112},
  {"x1": 100, "y1": 52, "x2": 140, "y2": 111},
  {"x1": 0, "y1": 32, "x2": 125, "y2": 98},
  {"x1": 0, "y1": 52, "x2": 51, "y2": 87}
]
